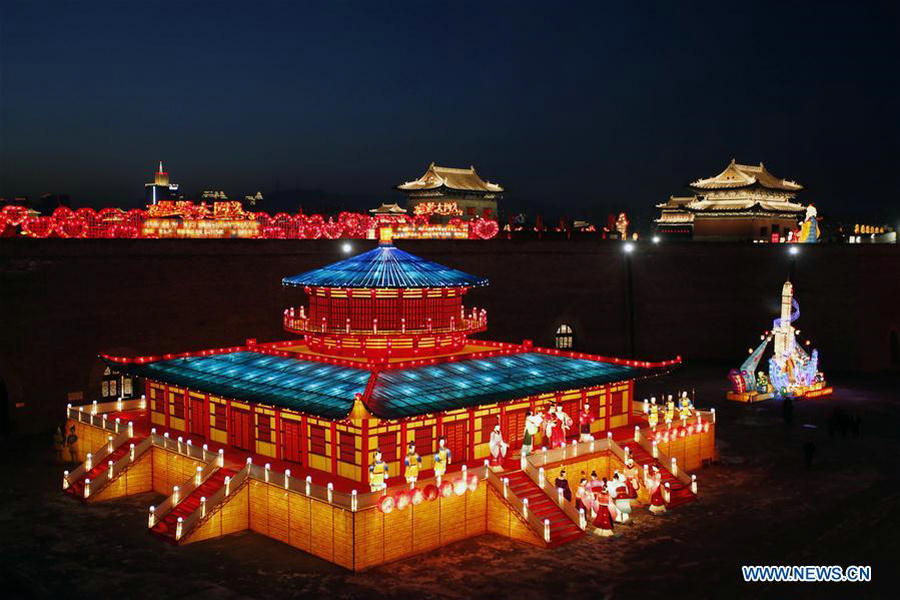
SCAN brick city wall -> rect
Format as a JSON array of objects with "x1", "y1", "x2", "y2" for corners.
[{"x1": 4, "y1": 239, "x2": 899, "y2": 432}]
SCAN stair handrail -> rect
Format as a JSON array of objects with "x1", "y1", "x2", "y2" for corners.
[
  {"x1": 521, "y1": 457, "x2": 585, "y2": 531},
  {"x1": 64, "y1": 426, "x2": 132, "y2": 487},
  {"x1": 485, "y1": 468, "x2": 550, "y2": 543},
  {"x1": 151, "y1": 449, "x2": 222, "y2": 526},
  {"x1": 177, "y1": 462, "x2": 251, "y2": 541},
  {"x1": 526, "y1": 434, "x2": 610, "y2": 469},
  {"x1": 633, "y1": 425, "x2": 694, "y2": 490},
  {"x1": 67, "y1": 398, "x2": 146, "y2": 422},
  {"x1": 78, "y1": 435, "x2": 153, "y2": 498}
]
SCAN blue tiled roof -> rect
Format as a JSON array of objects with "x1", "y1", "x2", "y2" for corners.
[
  {"x1": 107, "y1": 351, "x2": 371, "y2": 420},
  {"x1": 368, "y1": 352, "x2": 640, "y2": 419},
  {"x1": 282, "y1": 244, "x2": 488, "y2": 289}
]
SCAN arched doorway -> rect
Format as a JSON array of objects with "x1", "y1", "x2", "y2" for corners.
[{"x1": 555, "y1": 324, "x2": 574, "y2": 349}]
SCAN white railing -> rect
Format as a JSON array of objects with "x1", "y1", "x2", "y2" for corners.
[
  {"x1": 521, "y1": 458, "x2": 585, "y2": 532},
  {"x1": 176, "y1": 463, "x2": 251, "y2": 541},
  {"x1": 64, "y1": 426, "x2": 132, "y2": 488},
  {"x1": 67, "y1": 398, "x2": 146, "y2": 421},
  {"x1": 149, "y1": 437, "x2": 222, "y2": 527},
  {"x1": 485, "y1": 468, "x2": 548, "y2": 543},
  {"x1": 76, "y1": 436, "x2": 153, "y2": 499},
  {"x1": 632, "y1": 422, "x2": 695, "y2": 491}
]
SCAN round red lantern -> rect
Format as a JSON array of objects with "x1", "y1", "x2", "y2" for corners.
[
  {"x1": 378, "y1": 494, "x2": 395, "y2": 514},
  {"x1": 411, "y1": 488, "x2": 425, "y2": 505},
  {"x1": 467, "y1": 475, "x2": 479, "y2": 492},
  {"x1": 395, "y1": 490, "x2": 411, "y2": 511},
  {"x1": 423, "y1": 484, "x2": 439, "y2": 501},
  {"x1": 440, "y1": 480, "x2": 454, "y2": 498}
]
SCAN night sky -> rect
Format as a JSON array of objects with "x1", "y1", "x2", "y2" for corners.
[{"x1": 1, "y1": 1, "x2": 898, "y2": 224}]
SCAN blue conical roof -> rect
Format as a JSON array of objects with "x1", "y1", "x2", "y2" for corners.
[{"x1": 282, "y1": 244, "x2": 489, "y2": 289}]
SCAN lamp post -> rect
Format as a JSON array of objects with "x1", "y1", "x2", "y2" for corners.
[{"x1": 623, "y1": 242, "x2": 636, "y2": 358}]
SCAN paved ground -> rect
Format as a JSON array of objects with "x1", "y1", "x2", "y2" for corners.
[{"x1": 1, "y1": 365, "x2": 898, "y2": 599}]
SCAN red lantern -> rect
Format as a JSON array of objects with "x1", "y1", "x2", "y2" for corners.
[
  {"x1": 411, "y1": 488, "x2": 424, "y2": 505},
  {"x1": 453, "y1": 479, "x2": 467, "y2": 496},
  {"x1": 423, "y1": 484, "x2": 439, "y2": 501},
  {"x1": 322, "y1": 217, "x2": 343, "y2": 239},
  {"x1": 395, "y1": 490, "x2": 411, "y2": 511},
  {"x1": 440, "y1": 481, "x2": 454, "y2": 498},
  {"x1": 378, "y1": 494, "x2": 395, "y2": 513},
  {"x1": 1, "y1": 205, "x2": 29, "y2": 227},
  {"x1": 473, "y1": 218, "x2": 499, "y2": 240},
  {"x1": 468, "y1": 475, "x2": 479, "y2": 492},
  {"x1": 22, "y1": 216, "x2": 55, "y2": 238},
  {"x1": 57, "y1": 218, "x2": 86, "y2": 238}
]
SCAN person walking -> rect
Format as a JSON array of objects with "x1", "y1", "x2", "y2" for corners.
[{"x1": 65, "y1": 425, "x2": 79, "y2": 463}]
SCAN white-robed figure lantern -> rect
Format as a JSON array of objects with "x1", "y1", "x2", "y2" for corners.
[
  {"x1": 609, "y1": 471, "x2": 632, "y2": 523},
  {"x1": 489, "y1": 424, "x2": 508, "y2": 468}
]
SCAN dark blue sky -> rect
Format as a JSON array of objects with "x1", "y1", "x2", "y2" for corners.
[{"x1": 1, "y1": 0, "x2": 897, "y2": 223}]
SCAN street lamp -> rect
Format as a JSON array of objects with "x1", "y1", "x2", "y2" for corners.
[
  {"x1": 652, "y1": 236, "x2": 661, "y2": 244},
  {"x1": 341, "y1": 242, "x2": 353, "y2": 254},
  {"x1": 623, "y1": 243, "x2": 636, "y2": 357}
]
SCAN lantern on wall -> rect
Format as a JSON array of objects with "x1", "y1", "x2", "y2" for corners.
[{"x1": 378, "y1": 494, "x2": 395, "y2": 514}]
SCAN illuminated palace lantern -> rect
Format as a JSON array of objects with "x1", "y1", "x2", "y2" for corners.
[
  {"x1": 655, "y1": 159, "x2": 808, "y2": 241},
  {"x1": 63, "y1": 229, "x2": 714, "y2": 569},
  {"x1": 728, "y1": 280, "x2": 832, "y2": 402},
  {"x1": 397, "y1": 162, "x2": 503, "y2": 221}
]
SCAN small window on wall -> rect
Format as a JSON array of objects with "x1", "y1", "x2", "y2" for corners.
[
  {"x1": 339, "y1": 431, "x2": 356, "y2": 463},
  {"x1": 212, "y1": 403, "x2": 226, "y2": 429},
  {"x1": 378, "y1": 432, "x2": 397, "y2": 462},
  {"x1": 414, "y1": 426, "x2": 432, "y2": 455},
  {"x1": 257, "y1": 415, "x2": 272, "y2": 443},
  {"x1": 309, "y1": 424, "x2": 327, "y2": 455},
  {"x1": 555, "y1": 324, "x2": 574, "y2": 349},
  {"x1": 151, "y1": 388, "x2": 164, "y2": 413},
  {"x1": 171, "y1": 393, "x2": 185, "y2": 419}
]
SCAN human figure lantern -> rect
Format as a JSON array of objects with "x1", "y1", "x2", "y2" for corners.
[
  {"x1": 728, "y1": 280, "x2": 831, "y2": 402},
  {"x1": 368, "y1": 450, "x2": 389, "y2": 493},
  {"x1": 403, "y1": 442, "x2": 422, "y2": 486}
]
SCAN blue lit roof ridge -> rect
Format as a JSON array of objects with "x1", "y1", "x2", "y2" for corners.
[{"x1": 282, "y1": 243, "x2": 488, "y2": 289}]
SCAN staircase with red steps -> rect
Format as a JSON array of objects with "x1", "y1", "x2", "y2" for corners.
[
  {"x1": 615, "y1": 439, "x2": 696, "y2": 509},
  {"x1": 503, "y1": 471, "x2": 583, "y2": 547},
  {"x1": 65, "y1": 437, "x2": 144, "y2": 500},
  {"x1": 150, "y1": 467, "x2": 236, "y2": 543}
]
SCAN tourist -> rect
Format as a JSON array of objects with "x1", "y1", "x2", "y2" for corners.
[
  {"x1": 403, "y1": 441, "x2": 421, "y2": 486},
  {"x1": 782, "y1": 396, "x2": 794, "y2": 428},
  {"x1": 368, "y1": 449, "x2": 389, "y2": 493},
  {"x1": 555, "y1": 468, "x2": 572, "y2": 502},
  {"x1": 65, "y1": 425, "x2": 78, "y2": 463},
  {"x1": 803, "y1": 440, "x2": 815, "y2": 470},
  {"x1": 578, "y1": 403, "x2": 594, "y2": 442},
  {"x1": 489, "y1": 423, "x2": 508, "y2": 468},
  {"x1": 433, "y1": 436, "x2": 451, "y2": 482},
  {"x1": 53, "y1": 426, "x2": 65, "y2": 463}
]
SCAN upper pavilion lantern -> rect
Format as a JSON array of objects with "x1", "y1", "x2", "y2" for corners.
[{"x1": 282, "y1": 232, "x2": 488, "y2": 358}]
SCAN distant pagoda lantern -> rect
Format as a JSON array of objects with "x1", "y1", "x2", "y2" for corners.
[{"x1": 282, "y1": 228, "x2": 488, "y2": 358}]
